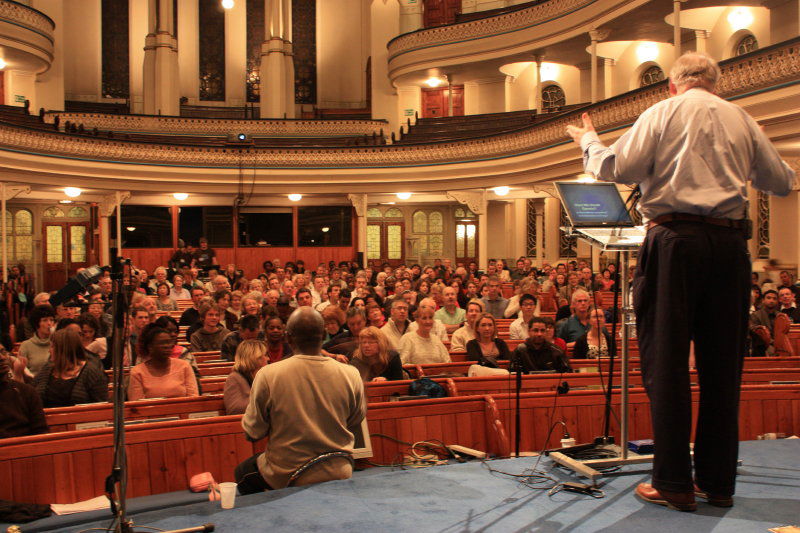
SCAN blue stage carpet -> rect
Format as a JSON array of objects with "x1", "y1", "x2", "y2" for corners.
[{"x1": 10, "y1": 439, "x2": 800, "y2": 532}]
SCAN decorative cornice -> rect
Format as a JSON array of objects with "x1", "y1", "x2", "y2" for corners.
[
  {"x1": 0, "y1": 0, "x2": 55, "y2": 41},
  {"x1": 347, "y1": 193, "x2": 368, "y2": 217},
  {"x1": 99, "y1": 191, "x2": 131, "y2": 217},
  {"x1": 446, "y1": 190, "x2": 487, "y2": 214},
  {"x1": 0, "y1": 183, "x2": 30, "y2": 200}
]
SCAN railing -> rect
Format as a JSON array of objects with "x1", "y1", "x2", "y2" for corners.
[
  {"x1": 0, "y1": 0, "x2": 55, "y2": 41},
  {"x1": 0, "y1": 37, "x2": 798, "y2": 169}
]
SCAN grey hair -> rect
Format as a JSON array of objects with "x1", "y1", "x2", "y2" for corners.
[
  {"x1": 286, "y1": 307, "x2": 325, "y2": 354},
  {"x1": 669, "y1": 52, "x2": 721, "y2": 89}
]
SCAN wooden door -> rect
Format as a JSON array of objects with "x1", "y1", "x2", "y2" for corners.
[
  {"x1": 422, "y1": 86, "x2": 465, "y2": 118},
  {"x1": 43, "y1": 222, "x2": 90, "y2": 292},
  {"x1": 423, "y1": 0, "x2": 461, "y2": 27},
  {"x1": 455, "y1": 220, "x2": 477, "y2": 266},
  {"x1": 449, "y1": 85, "x2": 464, "y2": 116},
  {"x1": 0, "y1": 72, "x2": 4, "y2": 106},
  {"x1": 366, "y1": 221, "x2": 405, "y2": 267}
]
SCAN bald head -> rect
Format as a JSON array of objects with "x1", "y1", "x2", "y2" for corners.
[
  {"x1": 419, "y1": 298, "x2": 436, "y2": 313},
  {"x1": 286, "y1": 307, "x2": 325, "y2": 354}
]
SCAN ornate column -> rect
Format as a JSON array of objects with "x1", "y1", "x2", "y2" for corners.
[
  {"x1": 261, "y1": 0, "x2": 287, "y2": 118},
  {"x1": 143, "y1": 0, "x2": 180, "y2": 115},
  {"x1": 447, "y1": 190, "x2": 488, "y2": 268},
  {"x1": 589, "y1": 29, "x2": 609, "y2": 104},
  {"x1": 101, "y1": 191, "x2": 131, "y2": 260},
  {"x1": 694, "y1": 30, "x2": 710, "y2": 53},
  {"x1": 603, "y1": 57, "x2": 615, "y2": 100},
  {"x1": 446, "y1": 74, "x2": 454, "y2": 117},
  {"x1": 348, "y1": 194, "x2": 368, "y2": 268},
  {"x1": 673, "y1": 0, "x2": 686, "y2": 59},
  {"x1": 533, "y1": 55, "x2": 543, "y2": 112},
  {"x1": 283, "y1": 0, "x2": 295, "y2": 118}
]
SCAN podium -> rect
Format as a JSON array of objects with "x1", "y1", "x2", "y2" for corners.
[{"x1": 549, "y1": 225, "x2": 653, "y2": 482}]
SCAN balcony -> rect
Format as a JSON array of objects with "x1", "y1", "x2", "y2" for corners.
[{"x1": 0, "y1": 0, "x2": 55, "y2": 73}]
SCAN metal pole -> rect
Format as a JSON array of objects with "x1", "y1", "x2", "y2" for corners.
[
  {"x1": 620, "y1": 250, "x2": 630, "y2": 459},
  {"x1": 1, "y1": 182, "x2": 7, "y2": 284},
  {"x1": 116, "y1": 192, "x2": 123, "y2": 258}
]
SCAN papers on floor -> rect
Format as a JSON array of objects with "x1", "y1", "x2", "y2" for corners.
[{"x1": 51, "y1": 495, "x2": 110, "y2": 515}]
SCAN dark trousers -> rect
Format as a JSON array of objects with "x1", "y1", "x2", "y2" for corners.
[
  {"x1": 633, "y1": 221, "x2": 750, "y2": 496},
  {"x1": 234, "y1": 454, "x2": 273, "y2": 495}
]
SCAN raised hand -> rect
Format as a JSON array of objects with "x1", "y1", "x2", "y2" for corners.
[{"x1": 566, "y1": 112, "x2": 596, "y2": 143}]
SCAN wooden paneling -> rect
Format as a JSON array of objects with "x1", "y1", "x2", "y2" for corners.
[
  {"x1": 121, "y1": 247, "x2": 355, "y2": 279},
  {"x1": 421, "y1": 86, "x2": 465, "y2": 118}
]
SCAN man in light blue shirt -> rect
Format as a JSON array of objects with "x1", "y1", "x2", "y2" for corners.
[{"x1": 567, "y1": 52, "x2": 794, "y2": 512}]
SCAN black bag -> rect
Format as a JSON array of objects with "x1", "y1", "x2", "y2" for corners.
[
  {"x1": 408, "y1": 377, "x2": 447, "y2": 398},
  {"x1": 0, "y1": 498, "x2": 52, "y2": 523}
]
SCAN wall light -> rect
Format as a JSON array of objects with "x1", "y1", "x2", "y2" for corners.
[
  {"x1": 493, "y1": 186, "x2": 510, "y2": 196},
  {"x1": 288, "y1": 194, "x2": 302, "y2": 202},
  {"x1": 321, "y1": 227, "x2": 330, "y2": 233},
  {"x1": 396, "y1": 192, "x2": 412, "y2": 200},
  {"x1": 727, "y1": 7, "x2": 753, "y2": 31},
  {"x1": 126, "y1": 226, "x2": 136, "y2": 232},
  {"x1": 173, "y1": 193, "x2": 189, "y2": 201},
  {"x1": 539, "y1": 63, "x2": 559, "y2": 82},
  {"x1": 424, "y1": 77, "x2": 443, "y2": 88},
  {"x1": 221, "y1": 0, "x2": 234, "y2": 9},
  {"x1": 0, "y1": 59, "x2": 6, "y2": 70},
  {"x1": 64, "y1": 187, "x2": 82, "y2": 198},
  {"x1": 636, "y1": 42, "x2": 660, "y2": 63}
]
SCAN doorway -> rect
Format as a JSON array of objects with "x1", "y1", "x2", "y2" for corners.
[{"x1": 42, "y1": 222, "x2": 90, "y2": 292}]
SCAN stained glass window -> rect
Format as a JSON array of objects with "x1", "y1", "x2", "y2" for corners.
[
  {"x1": 15, "y1": 210, "x2": 32, "y2": 233},
  {"x1": 70, "y1": 226, "x2": 87, "y2": 263},
  {"x1": 3, "y1": 212, "x2": 11, "y2": 235},
  {"x1": 366, "y1": 225, "x2": 381, "y2": 260},
  {"x1": 367, "y1": 207, "x2": 382, "y2": 218},
  {"x1": 736, "y1": 35, "x2": 758, "y2": 56},
  {"x1": 412, "y1": 211, "x2": 427, "y2": 233},
  {"x1": 46, "y1": 225, "x2": 63, "y2": 263},
  {"x1": 384, "y1": 208, "x2": 403, "y2": 218},
  {"x1": 428, "y1": 211, "x2": 443, "y2": 234},
  {"x1": 13, "y1": 210, "x2": 33, "y2": 262},
  {"x1": 43, "y1": 206, "x2": 65, "y2": 218},
  {"x1": 541, "y1": 85, "x2": 566, "y2": 111},
  {"x1": 640, "y1": 66, "x2": 665, "y2": 87},
  {"x1": 68, "y1": 206, "x2": 88, "y2": 218},
  {"x1": 428, "y1": 234, "x2": 444, "y2": 255},
  {"x1": 387, "y1": 225, "x2": 402, "y2": 259},
  {"x1": 455, "y1": 208, "x2": 465, "y2": 218},
  {"x1": 466, "y1": 224, "x2": 476, "y2": 257}
]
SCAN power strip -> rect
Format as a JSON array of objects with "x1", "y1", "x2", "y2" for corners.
[{"x1": 447, "y1": 445, "x2": 487, "y2": 459}]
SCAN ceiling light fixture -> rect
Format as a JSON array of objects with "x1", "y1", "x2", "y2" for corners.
[
  {"x1": 221, "y1": 0, "x2": 234, "y2": 9},
  {"x1": 64, "y1": 187, "x2": 82, "y2": 198},
  {"x1": 493, "y1": 186, "x2": 510, "y2": 196},
  {"x1": 321, "y1": 227, "x2": 330, "y2": 233},
  {"x1": 636, "y1": 42, "x2": 660, "y2": 63},
  {"x1": 396, "y1": 192, "x2": 412, "y2": 200},
  {"x1": 126, "y1": 226, "x2": 136, "y2": 232},
  {"x1": 288, "y1": 194, "x2": 302, "y2": 202},
  {"x1": 539, "y1": 63, "x2": 559, "y2": 82},
  {"x1": 727, "y1": 7, "x2": 753, "y2": 31},
  {"x1": 0, "y1": 59, "x2": 6, "y2": 70},
  {"x1": 173, "y1": 193, "x2": 189, "y2": 201},
  {"x1": 424, "y1": 77, "x2": 442, "y2": 88},
  {"x1": 59, "y1": 200, "x2": 73, "y2": 204}
]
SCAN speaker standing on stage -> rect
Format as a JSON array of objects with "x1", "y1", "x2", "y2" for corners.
[{"x1": 566, "y1": 52, "x2": 795, "y2": 511}]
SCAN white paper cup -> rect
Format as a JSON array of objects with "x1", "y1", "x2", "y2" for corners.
[{"x1": 219, "y1": 482, "x2": 237, "y2": 509}]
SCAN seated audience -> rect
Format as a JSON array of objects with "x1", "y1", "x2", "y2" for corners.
[
  {"x1": 777, "y1": 287, "x2": 800, "y2": 323},
  {"x1": 221, "y1": 314, "x2": 265, "y2": 361},
  {"x1": 129, "y1": 326, "x2": 199, "y2": 400},
  {"x1": 366, "y1": 303, "x2": 385, "y2": 328},
  {"x1": 407, "y1": 298, "x2": 448, "y2": 341},
  {"x1": 350, "y1": 327, "x2": 404, "y2": 382},
  {"x1": 572, "y1": 308, "x2": 613, "y2": 359},
  {"x1": 155, "y1": 282, "x2": 179, "y2": 311},
  {"x1": 19, "y1": 305, "x2": 56, "y2": 375},
  {"x1": 323, "y1": 308, "x2": 367, "y2": 360},
  {"x1": 466, "y1": 313, "x2": 510, "y2": 368},
  {"x1": 170, "y1": 274, "x2": 191, "y2": 300},
  {"x1": 509, "y1": 294, "x2": 538, "y2": 340},
  {"x1": 152, "y1": 317, "x2": 201, "y2": 388},
  {"x1": 0, "y1": 352, "x2": 49, "y2": 439},
  {"x1": 481, "y1": 277, "x2": 509, "y2": 318},
  {"x1": 380, "y1": 299, "x2": 411, "y2": 350},
  {"x1": 321, "y1": 306, "x2": 346, "y2": 343},
  {"x1": 513, "y1": 317, "x2": 572, "y2": 373},
  {"x1": 236, "y1": 308, "x2": 366, "y2": 493},
  {"x1": 434, "y1": 286, "x2": 466, "y2": 334},
  {"x1": 264, "y1": 315, "x2": 294, "y2": 364},
  {"x1": 398, "y1": 308, "x2": 451, "y2": 364},
  {"x1": 14, "y1": 292, "x2": 51, "y2": 342},
  {"x1": 224, "y1": 339, "x2": 268, "y2": 415},
  {"x1": 556, "y1": 289, "x2": 592, "y2": 348},
  {"x1": 214, "y1": 290, "x2": 238, "y2": 330},
  {"x1": 504, "y1": 279, "x2": 541, "y2": 319},
  {"x1": 190, "y1": 303, "x2": 231, "y2": 352},
  {"x1": 179, "y1": 287, "x2": 207, "y2": 326},
  {"x1": 32, "y1": 328, "x2": 109, "y2": 407},
  {"x1": 229, "y1": 290, "x2": 244, "y2": 319},
  {"x1": 750, "y1": 289, "x2": 781, "y2": 356},
  {"x1": 77, "y1": 313, "x2": 108, "y2": 361},
  {"x1": 450, "y1": 299, "x2": 484, "y2": 352}
]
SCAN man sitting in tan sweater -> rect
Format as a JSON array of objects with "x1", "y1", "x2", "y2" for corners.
[{"x1": 236, "y1": 307, "x2": 366, "y2": 493}]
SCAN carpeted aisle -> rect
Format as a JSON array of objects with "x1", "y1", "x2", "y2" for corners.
[{"x1": 10, "y1": 439, "x2": 800, "y2": 532}]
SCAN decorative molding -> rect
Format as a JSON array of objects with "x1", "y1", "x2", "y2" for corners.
[
  {"x1": 532, "y1": 184, "x2": 557, "y2": 197},
  {"x1": 99, "y1": 191, "x2": 131, "y2": 217},
  {"x1": 0, "y1": 184, "x2": 31, "y2": 200},
  {"x1": 446, "y1": 190, "x2": 487, "y2": 215},
  {"x1": 347, "y1": 193, "x2": 368, "y2": 217},
  {"x1": 44, "y1": 113, "x2": 386, "y2": 137},
  {"x1": 0, "y1": 0, "x2": 55, "y2": 40},
  {"x1": 589, "y1": 29, "x2": 610, "y2": 42}
]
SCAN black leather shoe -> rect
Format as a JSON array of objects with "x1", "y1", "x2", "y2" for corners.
[{"x1": 694, "y1": 483, "x2": 734, "y2": 507}]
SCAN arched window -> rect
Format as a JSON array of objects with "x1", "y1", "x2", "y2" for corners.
[
  {"x1": 454, "y1": 207, "x2": 476, "y2": 219},
  {"x1": 640, "y1": 65, "x2": 665, "y2": 87},
  {"x1": 384, "y1": 208, "x2": 403, "y2": 218},
  {"x1": 541, "y1": 85, "x2": 566, "y2": 112},
  {"x1": 736, "y1": 34, "x2": 758, "y2": 56},
  {"x1": 43, "y1": 206, "x2": 65, "y2": 218},
  {"x1": 412, "y1": 210, "x2": 444, "y2": 258},
  {"x1": 366, "y1": 207, "x2": 382, "y2": 218},
  {"x1": 68, "y1": 206, "x2": 88, "y2": 218},
  {"x1": 4, "y1": 209, "x2": 33, "y2": 264}
]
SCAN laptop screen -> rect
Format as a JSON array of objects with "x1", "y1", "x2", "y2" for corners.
[{"x1": 555, "y1": 181, "x2": 635, "y2": 227}]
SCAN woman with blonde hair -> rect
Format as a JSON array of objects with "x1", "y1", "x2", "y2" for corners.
[
  {"x1": 33, "y1": 328, "x2": 108, "y2": 407},
  {"x1": 350, "y1": 327, "x2": 403, "y2": 382},
  {"x1": 398, "y1": 307, "x2": 451, "y2": 364},
  {"x1": 224, "y1": 339, "x2": 268, "y2": 414},
  {"x1": 466, "y1": 313, "x2": 510, "y2": 367}
]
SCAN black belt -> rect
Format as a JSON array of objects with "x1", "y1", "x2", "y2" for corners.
[{"x1": 646, "y1": 212, "x2": 747, "y2": 231}]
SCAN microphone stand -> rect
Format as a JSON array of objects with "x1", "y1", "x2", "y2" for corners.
[{"x1": 511, "y1": 349, "x2": 523, "y2": 457}]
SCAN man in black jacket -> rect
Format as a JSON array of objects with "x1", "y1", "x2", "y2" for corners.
[{"x1": 512, "y1": 317, "x2": 571, "y2": 373}]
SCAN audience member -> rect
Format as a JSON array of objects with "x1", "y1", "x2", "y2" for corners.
[
  {"x1": 237, "y1": 307, "x2": 366, "y2": 493},
  {"x1": 155, "y1": 282, "x2": 179, "y2": 311},
  {"x1": 128, "y1": 326, "x2": 199, "y2": 400},
  {"x1": 221, "y1": 314, "x2": 265, "y2": 362},
  {"x1": 170, "y1": 274, "x2": 191, "y2": 300},
  {"x1": 321, "y1": 306, "x2": 346, "y2": 342},
  {"x1": 0, "y1": 352, "x2": 48, "y2": 439},
  {"x1": 466, "y1": 313, "x2": 510, "y2": 368},
  {"x1": 481, "y1": 277, "x2": 509, "y2": 318},
  {"x1": 264, "y1": 315, "x2": 293, "y2": 363},
  {"x1": 450, "y1": 299, "x2": 484, "y2": 352},
  {"x1": 179, "y1": 287, "x2": 207, "y2": 326},
  {"x1": 19, "y1": 305, "x2": 56, "y2": 375},
  {"x1": 513, "y1": 317, "x2": 572, "y2": 373},
  {"x1": 32, "y1": 328, "x2": 109, "y2": 407},
  {"x1": 77, "y1": 313, "x2": 107, "y2": 361},
  {"x1": 224, "y1": 339, "x2": 268, "y2": 415},
  {"x1": 777, "y1": 287, "x2": 800, "y2": 323},
  {"x1": 750, "y1": 289, "x2": 781, "y2": 356},
  {"x1": 572, "y1": 308, "x2": 613, "y2": 359},
  {"x1": 350, "y1": 327, "x2": 404, "y2": 382},
  {"x1": 190, "y1": 303, "x2": 231, "y2": 352},
  {"x1": 434, "y1": 286, "x2": 465, "y2": 334},
  {"x1": 556, "y1": 289, "x2": 592, "y2": 347},
  {"x1": 509, "y1": 294, "x2": 538, "y2": 340},
  {"x1": 407, "y1": 298, "x2": 448, "y2": 341},
  {"x1": 192, "y1": 237, "x2": 217, "y2": 270},
  {"x1": 323, "y1": 308, "x2": 367, "y2": 360},
  {"x1": 398, "y1": 308, "x2": 451, "y2": 364}
]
